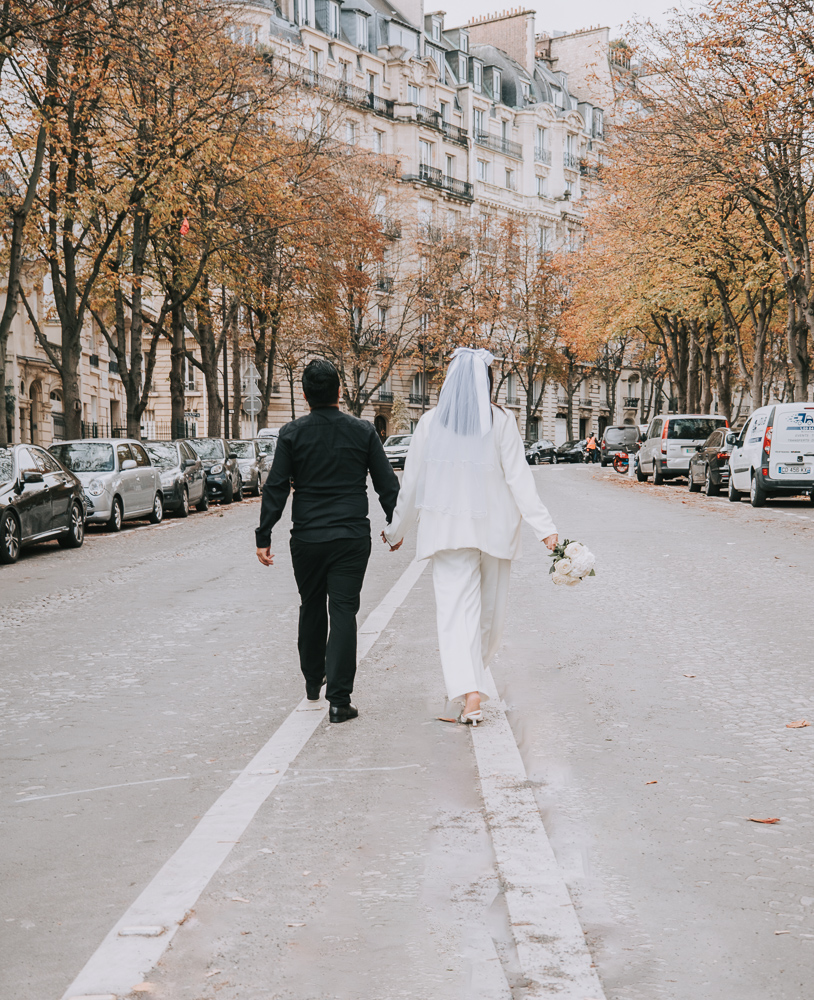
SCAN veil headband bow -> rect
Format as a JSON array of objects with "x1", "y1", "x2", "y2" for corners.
[{"x1": 440, "y1": 347, "x2": 495, "y2": 438}]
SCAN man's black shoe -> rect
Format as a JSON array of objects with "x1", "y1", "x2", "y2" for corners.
[
  {"x1": 306, "y1": 676, "x2": 327, "y2": 701},
  {"x1": 329, "y1": 704, "x2": 358, "y2": 724}
]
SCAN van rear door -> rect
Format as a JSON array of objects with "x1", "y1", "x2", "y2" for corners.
[{"x1": 769, "y1": 405, "x2": 814, "y2": 482}]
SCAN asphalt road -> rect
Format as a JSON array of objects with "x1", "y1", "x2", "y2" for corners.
[{"x1": 2, "y1": 466, "x2": 813, "y2": 999}]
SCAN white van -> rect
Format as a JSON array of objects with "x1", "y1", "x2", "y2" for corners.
[{"x1": 728, "y1": 402, "x2": 814, "y2": 506}]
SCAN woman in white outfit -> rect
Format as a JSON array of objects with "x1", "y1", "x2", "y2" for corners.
[{"x1": 383, "y1": 348, "x2": 558, "y2": 725}]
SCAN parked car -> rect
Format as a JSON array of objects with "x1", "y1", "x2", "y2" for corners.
[
  {"x1": 255, "y1": 435, "x2": 277, "y2": 462},
  {"x1": 50, "y1": 438, "x2": 164, "y2": 530},
  {"x1": 556, "y1": 439, "x2": 587, "y2": 463},
  {"x1": 637, "y1": 414, "x2": 729, "y2": 484},
  {"x1": 188, "y1": 437, "x2": 243, "y2": 503},
  {"x1": 0, "y1": 444, "x2": 86, "y2": 563},
  {"x1": 687, "y1": 427, "x2": 736, "y2": 496},
  {"x1": 727, "y1": 402, "x2": 814, "y2": 506},
  {"x1": 228, "y1": 439, "x2": 272, "y2": 496},
  {"x1": 525, "y1": 439, "x2": 558, "y2": 465},
  {"x1": 256, "y1": 427, "x2": 280, "y2": 440},
  {"x1": 383, "y1": 433, "x2": 412, "y2": 470},
  {"x1": 144, "y1": 440, "x2": 208, "y2": 516},
  {"x1": 600, "y1": 425, "x2": 642, "y2": 467}
]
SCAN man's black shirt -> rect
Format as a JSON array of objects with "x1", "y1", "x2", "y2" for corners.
[{"x1": 255, "y1": 407, "x2": 400, "y2": 547}]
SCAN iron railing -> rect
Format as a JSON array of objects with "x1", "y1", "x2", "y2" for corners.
[
  {"x1": 474, "y1": 130, "x2": 523, "y2": 159},
  {"x1": 441, "y1": 120, "x2": 469, "y2": 146},
  {"x1": 408, "y1": 393, "x2": 430, "y2": 405},
  {"x1": 376, "y1": 274, "x2": 394, "y2": 292},
  {"x1": 80, "y1": 421, "x2": 128, "y2": 439},
  {"x1": 403, "y1": 164, "x2": 473, "y2": 200},
  {"x1": 378, "y1": 216, "x2": 402, "y2": 238},
  {"x1": 579, "y1": 398, "x2": 593, "y2": 408},
  {"x1": 506, "y1": 395, "x2": 520, "y2": 406},
  {"x1": 285, "y1": 62, "x2": 395, "y2": 118},
  {"x1": 623, "y1": 396, "x2": 640, "y2": 408},
  {"x1": 557, "y1": 394, "x2": 569, "y2": 406},
  {"x1": 89, "y1": 354, "x2": 99, "y2": 368},
  {"x1": 378, "y1": 390, "x2": 394, "y2": 402},
  {"x1": 534, "y1": 146, "x2": 552, "y2": 164},
  {"x1": 108, "y1": 359, "x2": 119, "y2": 374},
  {"x1": 563, "y1": 151, "x2": 580, "y2": 170}
]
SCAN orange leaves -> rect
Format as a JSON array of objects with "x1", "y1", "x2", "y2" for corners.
[
  {"x1": 748, "y1": 817, "x2": 780, "y2": 824},
  {"x1": 786, "y1": 720, "x2": 810, "y2": 729}
]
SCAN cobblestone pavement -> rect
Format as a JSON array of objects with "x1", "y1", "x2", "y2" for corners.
[{"x1": 2, "y1": 467, "x2": 813, "y2": 999}]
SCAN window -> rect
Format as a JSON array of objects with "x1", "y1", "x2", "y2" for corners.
[
  {"x1": 439, "y1": 101, "x2": 449, "y2": 122},
  {"x1": 477, "y1": 159, "x2": 489, "y2": 182},
  {"x1": 501, "y1": 119, "x2": 509, "y2": 141},
  {"x1": 116, "y1": 443, "x2": 133, "y2": 467},
  {"x1": 536, "y1": 126, "x2": 547, "y2": 150},
  {"x1": 458, "y1": 54, "x2": 467, "y2": 83},
  {"x1": 473, "y1": 108, "x2": 484, "y2": 135},
  {"x1": 538, "y1": 224, "x2": 553, "y2": 250},
  {"x1": 357, "y1": 12, "x2": 368, "y2": 49},
  {"x1": 592, "y1": 108, "x2": 604, "y2": 139},
  {"x1": 373, "y1": 129, "x2": 384, "y2": 153},
  {"x1": 408, "y1": 83, "x2": 421, "y2": 104},
  {"x1": 649, "y1": 419, "x2": 663, "y2": 439},
  {"x1": 432, "y1": 17, "x2": 441, "y2": 41},
  {"x1": 327, "y1": 0, "x2": 339, "y2": 37},
  {"x1": 505, "y1": 168, "x2": 514, "y2": 190},
  {"x1": 377, "y1": 305, "x2": 388, "y2": 331},
  {"x1": 473, "y1": 61, "x2": 482, "y2": 93},
  {"x1": 521, "y1": 81, "x2": 530, "y2": 102},
  {"x1": 565, "y1": 133, "x2": 575, "y2": 154},
  {"x1": 346, "y1": 120, "x2": 357, "y2": 145},
  {"x1": 419, "y1": 139, "x2": 433, "y2": 166},
  {"x1": 492, "y1": 68, "x2": 501, "y2": 98},
  {"x1": 445, "y1": 154, "x2": 454, "y2": 179},
  {"x1": 131, "y1": 442, "x2": 151, "y2": 467},
  {"x1": 459, "y1": 31, "x2": 468, "y2": 52},
  {"x1": 340, "y1": 59, "x2": 351, "y2": 81},
  {"x1": 183, "y1": 355, "x2": 196, "y2": 391},
  {"x1": 309, "y1": 47, "x2": 321, "y2": 71},
  {"x1": 294, "y1": 0, "x2": 311, "y2": 26},
  {"x1": 367, "y1": 71, "x2": 377, "y2": 95},
  {"x1": 565, "y1": 179, "x2": 575, "y2": 198},
  {"x1": 536, "y1": 175, "x2": 548, "y2": 198}
]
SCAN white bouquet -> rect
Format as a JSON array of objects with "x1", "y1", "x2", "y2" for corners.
[{"x1": 549, "y1": 539, "x2": 596, "y2": 587}]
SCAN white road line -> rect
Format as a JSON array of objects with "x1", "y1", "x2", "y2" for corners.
[
  {"x1": 61, "y1": 558, "x2": 427, "y2": 1000},
  {"x1": 15, "y1": 775, "x2": 190, "y2": 803},
  {"x1": 472, "y1": 670, "x2": 606, "y2": 1000}
]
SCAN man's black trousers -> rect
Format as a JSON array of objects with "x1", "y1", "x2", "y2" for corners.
[{"x1": 290, "y1": 536, "x2": 371, "y2": 706}]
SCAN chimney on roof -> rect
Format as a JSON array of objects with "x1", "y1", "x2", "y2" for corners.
[{"x1": 465, "y1": 8, "x2": 536, "y2": 73}]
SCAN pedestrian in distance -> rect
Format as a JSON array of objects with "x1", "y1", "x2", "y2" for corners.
[
  {"x1": 382, "y1": 348, "x2": 558, "y2": 726},
  {"x1": 255, "y1": 359, "x2": 401, "y2": 723},
  {"x1": 586, "y1": 432, "x2": 598, "y2": 463}
]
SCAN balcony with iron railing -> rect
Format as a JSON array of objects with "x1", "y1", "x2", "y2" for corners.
[
  {"x1": 89, "y1": 353, "x2": 99, "y2": 368},
  {"x1": 580, "y1": 161, "x2": 601, "y2": 179},
  {"x1": 375, "y1": 274, "x2": 394, "y2": 293},
  {"x1": 534, "y1": 146, "x2": 552, "y2": 165},
  {"x1": 579, "y1": 397, "x2": 593, "y2": 408},
  {"x1": 563, "y1": 151, "x2": 580, "y2": 170},
  {"x1": 408, "y1": 393, "x2": 430, "y2": 405},
  {"x1": 557, "y1": 394, "x2": 569, "y2": 407},
  {"x1": 474, "y1": 130, "x2": 523, "y2": 159},
  {"x1": 377, "y1": 216, "x2": 402, "y2": 238},
  {"x1": 378, "y1": 390, "x2": 394, "y2": 403},
  {"x1": 623, "y1": 396, "x2": 640, "y2": 408},
  {"x1": 402, "y1": 163, "x2": 473, "y2": 200},
  {"x1": 505, "y1": 395, "x2": 520, "y2": 406},
  {"x1": 108, "y1": 359, "x2": 119, "y2": 374},
  {"x1": 415, "y1": 104, "x2": 441, "y2": 127},
  {"x1": 441, "y1": 120, "x2": 468, "y2": 146},
  {"x1": 284, "y1": 62, "x2": 395, "y2": 119}
]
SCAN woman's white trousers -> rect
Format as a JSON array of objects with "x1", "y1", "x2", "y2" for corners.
[{"x1": 431, "y1": 547, "x2": 511, "y2": 703}]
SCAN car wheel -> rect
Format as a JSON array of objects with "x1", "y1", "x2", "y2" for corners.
[
  {"x1": 176, "y1": 487, "x2": 190, "y2": 518},
  {"x1": 0, "y1": 511, "x2": 21, "y2": 564},
  {"x1": 728, "y1": 477, "x2": 741, "y2": 502},
  {"x1": 652, "y1": 461, "x2": 664, "y2": 485},
  {"x1": 600, "y1": 458, "x2": 607, "y2": 467},
  {"x1": 149, "y1": 492, "x2": 164, "y2": 523},
  {"x1": 222, "y1": 480, "x2": 234, "y2": 504},
  {"x1": 108, "y1": 496, "x2": 123, "y2": 532},
  {"x1": 235, "y1": 476, "x2": 244, "y2": 501},
  {"x1": 810, "y1": 489, "x2": 814, "y2": 505},
  {"x1": 750, "y1": 473, "x2": 767, "y2": 508},
  {"x1": 532, "y1": 454, "x2": 540, "y2": 465},
  {"x1": 688, "y1": 466, "x2": 702, "y2": 492},
  {"x1": 636, "y1": 465, "x2": 648, "y2": 481},
  {"x1": 704, "y1": 468, "x2": 720, "y2": 497},
  {"x1": 196, "y1": 490, "x2": 210, "y2": 512},
  {"x1": 58, "y1": 502, "x2": 85, "y2": 548}
]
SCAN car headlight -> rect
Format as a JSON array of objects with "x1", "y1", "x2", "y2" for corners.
[
  {"x1": 210, "y1": 464, "x2": 223, "y2": 475},
  {"x1": 87, "y1": 479, "x2": 106, "y2": 497},
  {"x1": 160, "y1": 472, "x2": 176, "y2": 488}
]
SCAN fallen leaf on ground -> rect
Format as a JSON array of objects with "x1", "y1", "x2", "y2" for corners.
[
  {"x1": 231, "y1": 896, "x2": 250, "y2": 903},
  {"x1": 132, "y1": 986, "x2": 154, "y2": 994},
  {"x1": 205, "y1": 969, "x2": 223, "y2": 978},
  {"x1": 775, "y1": 930, "x2": 790, "y2": 935},
  {"x1": 786, "y1": 720, "x2": 810, "y2": 729},
  {"x1": 645, "y1": 781, "x2": 658, "y2": 785},
  {"x1": 749, "y1": 817, "x2": 780, "y2": 824},
  {"x1": 436, "y1": 717, "x2": 457, "y2": 723},
  {"x1": 683, "y1": 673, "x2": 696, "y2": 678},
  {"x1": 287, "y1": 922, "x2": 306, "y2": 927},
  {"x1": 177, "y1": 909, "x2": 194, "y2": 925},
  {"x1": 302, "y1": 870, "x2": 311, "y2": 875}
]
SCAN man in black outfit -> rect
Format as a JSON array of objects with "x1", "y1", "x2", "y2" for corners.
[{"x1": 255, "y1": 359, "x2": 401, "y2": 723}]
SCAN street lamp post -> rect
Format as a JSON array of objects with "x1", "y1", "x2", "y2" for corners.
[{"x1": 421, "y1": 338, "x2": 427, "y2": 414}]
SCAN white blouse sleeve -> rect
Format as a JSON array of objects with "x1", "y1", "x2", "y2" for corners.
[
  {"x1": 383, "y1": 412, "x2": 432, "y2": 545},
  {"x1": 497, "y1": 410, "x2": 558, "y2": 541}
]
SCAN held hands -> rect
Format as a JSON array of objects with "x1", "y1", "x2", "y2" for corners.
[
  {"x1": 543, "y1": 534, "x2": 558, "y2": 552},
  {"x1": 256, "y1": 547, "x2": 275, "y2": 566},
  {"x1": 381, "y1": 530, "x2": 403, "y2": 552}
]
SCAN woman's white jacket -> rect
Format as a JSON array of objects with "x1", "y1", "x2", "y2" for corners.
[{"x1": 384, "y1": 405, "x2": 557, "y2": 562}]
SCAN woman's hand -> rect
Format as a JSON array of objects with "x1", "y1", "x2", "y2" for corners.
[
  {"x1": 381, "y1": 530, "x2": 403, "y2": 552},
  {"x1": 543, "y1": 534, "x2": 558, "y2": 551}
]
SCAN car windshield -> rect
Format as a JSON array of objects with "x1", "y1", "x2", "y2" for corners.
[
  {"x1": 0, "y1": 448, "x2": 12, "y2": 484},
  {"x1": 190, "y1": 438, "x2": 225, "y2": 460},
  {"x1": 667, "y1": 418, "x2": 725, "y2": 440},
  {"x1": 256, "y1": 439, "x2": 276, "y2": 456},
  {"x1": 144, "y1": 443, "x2": 178, "y2": 470},
  {"x1": 384, "y1": 435, "x2": 411, "y2": 447},
  {"x1": 229, "y1": 441, "x2": 255, "y2": 458},
  {"x1": 51, "y1": 442, "x2": 114, "y2": 472},
  {"x1": 605, "y1": 427, "x2": 638, "y2": 444},
  {"x1": 559, "y1": 440, "x2": 576, "y2": 450}
]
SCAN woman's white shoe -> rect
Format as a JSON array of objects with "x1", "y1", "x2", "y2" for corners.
[{"x1": 458, "y1": 709, "x2": 484, "y2": 727}]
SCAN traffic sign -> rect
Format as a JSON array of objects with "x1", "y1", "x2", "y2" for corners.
[{"x1": 244, "y1": 395, "x2": 262, "y2": 416}]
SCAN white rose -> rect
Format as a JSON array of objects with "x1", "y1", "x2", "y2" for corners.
[
  {"x1": 552, "y1": 559, "x2": 581, "y2": 586},
  {"x1": 564, "y1": 542, "x2": 595, "y2": 578}
]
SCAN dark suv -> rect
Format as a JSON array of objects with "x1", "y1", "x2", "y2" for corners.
[{"x1": 600, "y1": 426, "x2": 642, "y2": 467}]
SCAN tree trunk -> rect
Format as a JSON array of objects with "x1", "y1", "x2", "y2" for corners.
[
  {"x1": 700, "y1": 331, "x2": 713, "y2": 414},
  {"x1": 195, "y1": 301, "x2": 223, "y2": 437},
  {"x1": 789, "y1": 298, "x2": 811, "y2": 402},
  {"x1": 231, "y1": 315, "x2": 241, "y2": 438},
  {"x1": 170, "y1": 300, "x2": 186, "y2": 438},
  {"x1": 61, "y1": 337, "x2": 83, "y2": 439}
]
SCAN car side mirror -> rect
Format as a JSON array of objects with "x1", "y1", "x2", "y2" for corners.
[
  {"x1": 228, "y1": 452, "x2": 238, "y2": 460},
  {"x1": 725, "y1": 432, "x2": 736, "y2": 445},
  {"x1": 22, "y1": 470, "x2": 44, "y2": 485},
  {"x1": 121, "y1": 459, "x2": 137, "y2": 470},
  {"x1": 182, "y1": 458, "x2": 196, "y2": 468}
]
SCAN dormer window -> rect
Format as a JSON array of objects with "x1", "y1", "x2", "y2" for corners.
[
  {"x1": 492, "y1": 68, "x2": 501, "y2": 99},
  {"x1": 356, "y1": 12, "x2": 368, "y2": 49},
  {"x1": 458, "y1": 54, "x2": 467, "y2": 83},
  {"x1": 432, "y1": 17, "x2": 441, "y2": 41},
  {"x1": 460, "y1": 31, "x2": 468, "y2": 52},
  {"x1": 294, "y1": 0, "x2": 311, "y2": 26},
  {"x1": 327, "y1": 1, "x2": 339, "y2": 38},
  {"x1": 472, "y1": 60, "x2": 482, "y2": 94},
  {"x1": 521, "y1": 81, "x2": 530, "y2": 102}
]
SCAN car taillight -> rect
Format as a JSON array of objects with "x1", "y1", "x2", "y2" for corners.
[
  {"x1": 661, "y1": 421, "x2": 668, "y2": 453},
  {"x1": 762, "y1": 425, "x2": 772, "y2": 457},
  {"x1": 716, "y1": 452, "x2": 730, "y2": 461},
  {"x1": 601, "y1": 439, "x2": 606, "y2": 449}
]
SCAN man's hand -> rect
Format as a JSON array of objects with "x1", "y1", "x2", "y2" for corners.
[
  {"x1": 543, "y1": 534, "x2": 558, "y2": 551},
  {"x1": 381, "y1": 530, "x2": 403, "y2": 552},
  {"x1": 256, "y1": 546, "x2": 275, "y2": 566}
]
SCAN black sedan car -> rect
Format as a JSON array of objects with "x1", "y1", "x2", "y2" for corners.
[
  {"x1": 687, "y1": 427, "x2": 736, "y2": 496},
  {"x1": 144, "y1": 439, "x2": 208, "y2": 516},
  {"x1": 188, "y1": 437, "x2": 243, "y2": 503},
  {"x1": 1, "y1": 444, "x2": 86, "y2": 564},
  {"x1": 525, "y1": 439, "x2": 558, "y2": 465},
  {"x1": 557, "y1": 439, "x2": 587, "y2": 463}
]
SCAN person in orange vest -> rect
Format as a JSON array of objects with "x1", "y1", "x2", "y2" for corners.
[{"x1": 586, "y1": 432, "x2": 599, "y2": 463}]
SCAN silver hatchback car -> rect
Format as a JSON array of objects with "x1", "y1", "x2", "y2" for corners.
[{"x1": 50, "y1": 439, "x2": 164, "y2": 530}]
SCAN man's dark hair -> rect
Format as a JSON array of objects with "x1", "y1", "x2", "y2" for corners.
[{"x1": 302, "y1": 358, "x2": 340, "y2": 407}]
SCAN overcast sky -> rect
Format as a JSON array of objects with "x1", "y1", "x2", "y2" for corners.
[{"x1": 438, "y1": 0, "x2": 680, "y2": 35}]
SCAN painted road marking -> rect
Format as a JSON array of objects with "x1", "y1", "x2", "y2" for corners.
[
  {"x1": 61, "y1": 558, "x2": 427, "y2": 1000},
  {"x1": 15, "y1": 775, "x2": 191, "y2": 804},
  {"x1": 472, "y1": 669, "x2": 607, "y2": 999}
]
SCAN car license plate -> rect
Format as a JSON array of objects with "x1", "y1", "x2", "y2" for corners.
[
  {"x1": 777, "y1": 465, "x2": 811, "y2": 475},
  {"x1": 682, "y1": 447, "x2": 695, "y2": 454}
]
